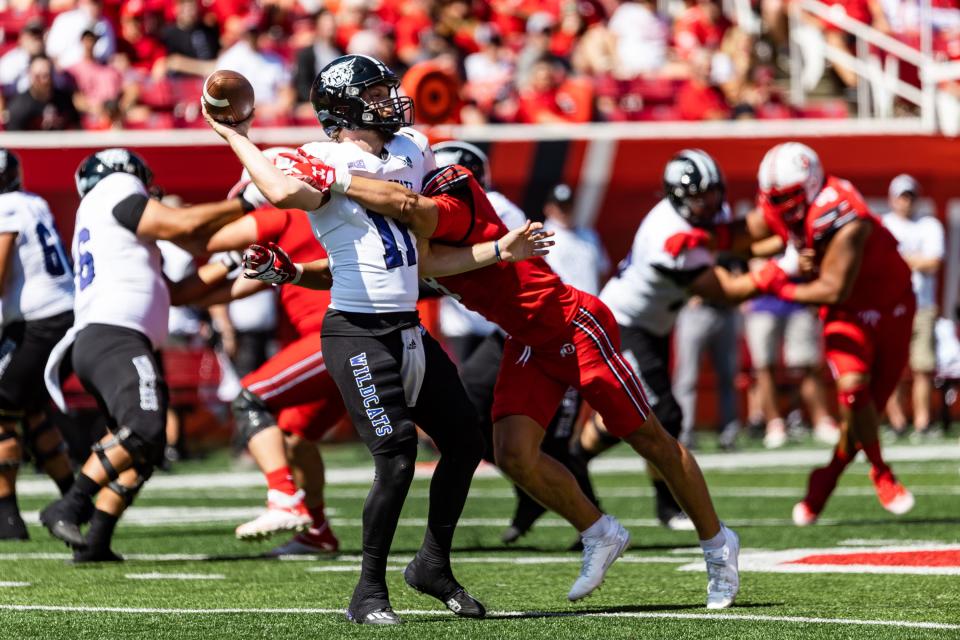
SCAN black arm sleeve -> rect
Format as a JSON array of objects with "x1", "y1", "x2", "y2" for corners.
[
  {"x1": 112, "y1": 194, "x2": 150, "y2": 233},
  {"x1": 652, "y1": 263, "x2": 709, "y2": 288}
]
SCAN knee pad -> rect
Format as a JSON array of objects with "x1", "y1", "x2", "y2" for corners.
[
  {"x1": 374, "y1": 448, "x2": 416, "y2": 487},
  {"x1": 0, "y1": 429, "x2": 21, "y2": 470},
  {"x1": 232, "y1": 389, "x2": 276, "y2": 446},
  {"x1": 24, "y1": 418, "x2": 68, "y2": 466},
  {"x1": 838, "y1": 384, "x2": 872, "y2": 411},
  {"x1": 94, "y1": 426, "x2": 164, "y2": 477}
]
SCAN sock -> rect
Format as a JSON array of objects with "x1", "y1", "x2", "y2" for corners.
[
  {"x1": 861, "y1": 441, "x2": 889, "y2": 475},
  {"x1": 700, "y1": 527, "x2": 726, "y2": 552},
  {"x1": 55, "y1": 474, "x2": 74, "y2": 496},
  {"x1": 86, "y1": 509, "x2": 119, "y2": 552},
  {"x1": 418, "y1": 441, "x2": 481, "y2": 570},
  {"x1": 581, "y1": 514, "x2": 609, "y2": 539},
  {"x1": 265, "y1": 467, "x2": 298, "y2": 496},
  {"x1": 62, "y1": 473, "x2": 99, "y2": 516},
  {"x1": 0, "y1": 493, "x2": 19, "y2": 516},
  {"x1": 653, "y1": 479, "x2": 682, "y2": 516},
  {"x1": 825, "y1": 445, "x2": 857, "y2": 475},
  {"x1": 510, "y1": 485, "x2": 547, "y2": 532},
  {"x1": 307, "y1": 503, "x2": 327, "y2": 527}
]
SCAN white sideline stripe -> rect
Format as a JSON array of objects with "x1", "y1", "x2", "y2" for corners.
[
  {"x1": 0, "y1": 604, "x2": 956, "y2": 630},
  {"x1": 0, "y1": 582, "x2": 30, "y2": 587},
  {"x1": 125, "y1": 573, "x2": 225, "y2": 580},
  {"x1": 16, "y1": 443, "x2": 959, "y2": 496}
]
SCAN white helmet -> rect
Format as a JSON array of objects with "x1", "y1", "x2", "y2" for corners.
[{"x1": 757, "y1": 142, "x2": 824, "y2": 224}]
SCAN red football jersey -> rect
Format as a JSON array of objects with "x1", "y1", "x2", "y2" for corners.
[
  {"x1": 427, "y1": 172, "x2": 579, "y2": 347},
  {"x1": 253, "y1": 208, "x2": 331, "y2": 335},
  {"x1": 764, "y1": 176, "x2": 913, "y2": 313}
]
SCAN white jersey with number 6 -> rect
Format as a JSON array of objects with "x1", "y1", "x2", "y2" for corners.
[
  {"x1": 72, "y1": 172, "x2": 170, "y2": 348},
  {"x1": 298, "y1": 127, "x2": 433, "y2": 314},
  {"x1": 0, "y1": 190, "x2": 74, "y2": 325}
]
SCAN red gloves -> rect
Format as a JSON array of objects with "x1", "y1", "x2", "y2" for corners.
[
  {"x1": 750, "y1": 260, "x2": 792, "y2": 296},
  {"x1": 663, "y1": 229, "x2": 711, "y2": 258},
  {"x1": 278, "y1": 151, "x2": 346, "y2": 194},
  {"x1": 242, "y1": 242, "x2": 301, "y2": 284}
]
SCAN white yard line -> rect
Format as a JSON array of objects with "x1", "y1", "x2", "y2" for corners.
[
  {"x1": 125, "y1": 573, "x2": 225, "y2": 580},
  {"x1": 0, "y1": 582, "x2": 30, "y2": 587},
  {"x1": 14, "y1": 444, "x2": 959, "y2": 496},
  {"x1": 0, "y1": 603, "x2": 956, "y2": 630}
]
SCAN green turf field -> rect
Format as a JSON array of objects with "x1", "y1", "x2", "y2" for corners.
[{"x1": 2, "y1": 440, "x2": 959, "y2": 639}]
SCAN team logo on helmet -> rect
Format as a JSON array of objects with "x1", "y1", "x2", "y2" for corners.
[
  {"x1": 320, "y1": 59, "x2": 355, "y2": 89},
  {"x1": 95, "y1": 148, "x2": 132, "y2": 167}
]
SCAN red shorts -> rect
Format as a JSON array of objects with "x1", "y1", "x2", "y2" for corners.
[
  {"x1": 241, "y1": 332, "x2": 346, "y2": 441},
  {"x1": 822, "y1": 297, "x2": 914, "y2": 409},
  {"x1": 492, "y1": 291, "x2": 651, "y2": 437}
]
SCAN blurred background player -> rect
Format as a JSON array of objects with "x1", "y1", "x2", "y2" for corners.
[
  {"x1": 881, "y1": 174, "x2": 945, "y2": 440},
  {"x1": 720, "y1": 142, "x2": 916, "y2": 525},
  {"x1": 202, "y1": 148, "x2": 343, "y2": 554},
  {"x1": 742, "y1": 290, "x2": 838, "y2": 448},
  {"x1": 40, "y1": 148, "x2": 252, "y2": 561},
  {"x1": 0, "y1": 148, "x2": 76, "y2": 540},
  {"x1": 580, "y1": 149, "x2": 736, "y2": 530},
  {"x1": 541, "y1": 182, "x2": 610, "y2": 297}
]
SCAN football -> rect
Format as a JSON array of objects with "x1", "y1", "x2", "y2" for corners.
[{"x1": 202, "y1": 70, "x2": 255, "y2": 125}]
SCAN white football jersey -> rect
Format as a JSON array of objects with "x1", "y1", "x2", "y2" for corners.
[
  {"x1": 600, "y1": 198, "x2": 717, "y2": 337},
  {"x1": 438, "y1": 190, "x2": 526, "y2": 337},
  {"x1": 72, "y1": 172, "x2": 170, "y2": 348},
  {"x1": 0, "y1": 190, "x2": 74, "y2": 325},
  {"x1": 298, "y1": 127, "x2": 434, "y2": 314}
]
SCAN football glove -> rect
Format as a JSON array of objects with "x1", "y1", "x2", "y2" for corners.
[
  {"x1": 278, "y1": 151, "x2": 351, "y2": 194},
  {"x1": 750, "y1": 260, "x2": 791, "y2": 295},
  {"x1": 242, "y1": 242, "x2": 301, "y2": 284}
]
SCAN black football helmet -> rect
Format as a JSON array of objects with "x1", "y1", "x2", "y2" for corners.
[
  {"x1": 663, "y1": 149, "x2": 726, "y2": 227},
  {"x1": 75, "y1": 148, "x2": 153, "y2": 198},
  {"x1": 310, "y1": 54, "x2": 414, "y2": 137},
  {"x1": 432, "y1": 141, "x2": 491, "y2": 188},
  {"x1": 0, "y1": 148, "x2": 22, "y2": 194}
]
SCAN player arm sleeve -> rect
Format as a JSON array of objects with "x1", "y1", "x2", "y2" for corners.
[{"x1": 111, "y1": 193, "x2": 150, "y2": 233}]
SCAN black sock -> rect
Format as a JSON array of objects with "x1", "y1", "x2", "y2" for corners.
[
  {"x1": 653, "y1": 479, "x2": 682, "y2": 515},
  {"x1": 86, "y1": 509, "x2": 119, "y2": 552},
  {"x1": 61, "y1": 473, "x2": 99, "y2": 517},
  {"x1": 0, "y1": 493, "x2": 19, "y2": 516},
  {"x1": 510, "y1": 486, "x2": 546, "y2": 532},
  {"x1": 418, "y1": 436, "x2": 482, "y2": 571},
  {"x1": 55, "y1": 474, "x2": 74, "y2": 496},
  {"x1": 352, "y1": 448, "x2": 416, "y2": 608}
]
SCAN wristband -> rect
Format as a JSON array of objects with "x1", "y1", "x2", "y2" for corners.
[
  {"x1": 291, "y1": 263, "x2": 303, "y2": 285},
  {"x1": 494, "y1": 240, "x2": 503, "y2": 263}
]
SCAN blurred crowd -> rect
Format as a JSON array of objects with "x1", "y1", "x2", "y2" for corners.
[{"x1": 1, "y1": 0, "x2": 957, "y2": 131}]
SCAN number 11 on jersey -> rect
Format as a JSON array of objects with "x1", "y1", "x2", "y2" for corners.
[{"x1": 367, "y1": 210, "x2": 416, "y2": 270}]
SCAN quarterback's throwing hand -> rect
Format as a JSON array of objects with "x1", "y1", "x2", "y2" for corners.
[
  {"x1": 277, "y1": 152, "x2": 350, "y2": 194},
  {"x1": 242, "y1": 242, "x2": 301, "y2": 284},
  {"x1": 496, "y1": 221, "x2": 555, "y2": 263}
]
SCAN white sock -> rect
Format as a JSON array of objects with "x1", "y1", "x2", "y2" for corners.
[
  {"x1": 580, "y1": 514, "x2": 609, "y2": 539},
  {"x1": 700, "y1": 526, "x2": 726, "y2": 552}
]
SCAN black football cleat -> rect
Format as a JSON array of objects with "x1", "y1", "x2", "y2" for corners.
[
  {"x1": 0, "y1": 511, "x2": 28, "y2": 540},
  {"x1": 403, "y1": 557, "x2": 486, "y2": 618},
  {"x1": 39, "y1": 500, "x2": 87, "y2": 549},
  {"x1": 72, "y1": 547, "x2": 124, "y2": 564}
]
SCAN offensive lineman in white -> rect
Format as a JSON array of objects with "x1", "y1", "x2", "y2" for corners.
[
  {"x1": 40, "y1": 148, "x2": 254, "y2": 561},
  {"x1": 0, "y1": 149, "x2": 77, "y2": 540},
  {"x1": 204, "y1": 54, "x2": 551, "y2": 624}
]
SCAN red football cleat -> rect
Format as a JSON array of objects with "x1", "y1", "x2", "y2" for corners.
[
  {"x1": 870, "y1": 467, "x2": 915, "y2": 515},
  {"x1": 268, "y1": 520, "x2": 340, "y2": 556}
]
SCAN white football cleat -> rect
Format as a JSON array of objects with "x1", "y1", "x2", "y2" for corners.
[
  {"x1": 763, "y1": 420, "x2": 788, "y2": 449},
  {"x1": 665, "y1": 512, "x2": 696, "y2": 532},
  {"x1": 704, "y1": 525, "x2": 740, "y2": 609},
  {"x1": 235, "y1": 489, "x2": 312, "y2": 541},
  {"x1": 567, "y1": 515, "x2": 630, "y2": 601},
  {"x1": 792, "y1": 501, "x2": 818, "y2": 527},
  {"x1": 812, "y1": 420, "x2": 841, "y2": 446}
]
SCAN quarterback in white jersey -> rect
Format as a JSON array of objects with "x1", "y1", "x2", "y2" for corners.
[
  {"x1": 39, "y1": 148, "x2": 251, "y2": 562},
  {"x1": 205, "y1": 54, "x2": 551, "y2": 625},
  {"x1": 0, "y1": 149, "x2": 76, "y2": 540}
]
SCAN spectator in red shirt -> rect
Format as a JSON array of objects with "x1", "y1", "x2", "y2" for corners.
[
  {"x1": 117, "y1": 1, "x2": 165, "y2": 74},
  {"x1": 517, "y1": 57, "x2": 592, "y2": 123},
  {"x1": 677, "y1": 49, "x2": 731, "y2": 120},
  {"x1": 674, "y1": 0, "x2": 729, "y2": 59}
]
